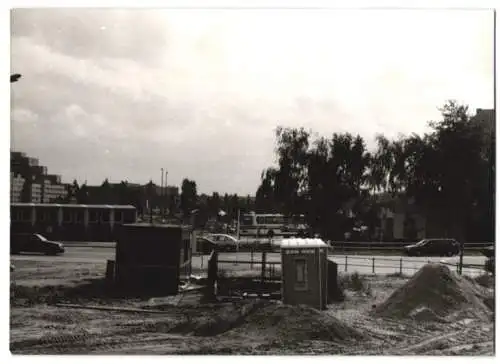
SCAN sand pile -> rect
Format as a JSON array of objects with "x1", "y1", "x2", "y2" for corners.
[
  {"x1": 374, "y1": 263, "x2": 491, "y2": 321},
  {"x1": 226, "y1": 302, "x2": 366, "y2": 342}
]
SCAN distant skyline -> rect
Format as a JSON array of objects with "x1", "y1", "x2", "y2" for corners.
[{"x1": 10, "y1": 9, "x2": 494, "y2": 195}]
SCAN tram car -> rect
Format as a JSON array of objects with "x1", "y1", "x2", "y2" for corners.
[{"x1": 10, "y1": 203, "x2": 137, "y2": 242}]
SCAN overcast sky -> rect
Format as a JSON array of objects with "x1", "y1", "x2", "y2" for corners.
[{"x1": 10, "y1": 8, "x2": 494, "y2": 195}]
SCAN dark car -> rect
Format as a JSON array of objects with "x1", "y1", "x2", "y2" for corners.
[
  {"x1": 481, "y1": 245, "x2": 494, "y2": 273},
  {"x1": 481, "y1": 245, "x2": 494, "y2": 258},
  {"x1": 403, "y1": 238, "x2": 460, "y2": 257},
  {"x1": 11, "y1": 233, "x2": 65, "y2": 255}
]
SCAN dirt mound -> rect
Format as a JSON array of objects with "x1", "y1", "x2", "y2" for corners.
[
  {"x1": 374, "y1": 263, "x2": 491, "y2": 321},
  {"x1": 186, "y1": 300, "x2": 270, "y2": 336},
  {"x1": 166, "y1": 300, "x2": 364, "y2": 343},
  {"x1": 473, "y1": 274, "x2": 494, "y2": 288},
  {"x1": 226, "y1": 302, "x2": 366, "y2": 342}
]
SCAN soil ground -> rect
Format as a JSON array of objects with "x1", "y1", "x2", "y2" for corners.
[{"x1": 10, "y1": 259, "x2": 494, "y2": 355}]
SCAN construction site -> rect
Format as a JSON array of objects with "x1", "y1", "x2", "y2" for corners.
[{"x1": 9, "y1": 224, "x2": 495, "y2": 355}]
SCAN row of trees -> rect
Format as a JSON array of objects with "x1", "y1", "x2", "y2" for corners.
[
  {"x1": 255, "y1": 101, "x2": 495, "y2": 242},
  {"x1": 180, "y1": 178, "x2": 255, "y2": 225},
  {"x1": 58, "y1": 176, "x2": 254, "y2": 225},
  {"x1": 62, "y1": 179, "x2": 177, "y2": 216}
]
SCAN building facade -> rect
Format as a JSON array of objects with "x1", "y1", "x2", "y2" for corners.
[
  {"x1": 10, "y1": 151, "x2": 68, "y2": 203},
  {"x1": 10, "y1": 172, "x2": 25, "y2": 202}
]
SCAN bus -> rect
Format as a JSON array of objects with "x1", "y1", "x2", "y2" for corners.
[{"x1": 238, "y1": 213, "x2": 309, "y2": 238}]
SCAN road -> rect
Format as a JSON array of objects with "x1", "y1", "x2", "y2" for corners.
[{"x1": 10, "y1": 246, "x2": 488, "y2": 277}]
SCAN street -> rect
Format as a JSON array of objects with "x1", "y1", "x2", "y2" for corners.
[{"x1": 10, "y1": 246, "x2": 487, "y2": 277}]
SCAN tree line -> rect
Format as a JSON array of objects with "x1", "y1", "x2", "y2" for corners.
[
  {"x1": 255, "y1": 101, "x2": 495, "y2": 242},
  {"x1": 179, "y1": 178, "x2": 255, "y2": 226},
  {"x1": 62, "y1": 177, "x2": 255, "y2": 226},
  {"x1": 60, "y1": 179, "x2": 177, "y2": 217}
]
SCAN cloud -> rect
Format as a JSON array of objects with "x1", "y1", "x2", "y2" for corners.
[
  {"x1": 10, "y1": 8, "x2": 494, "y2": 195},
  {"x1": 11, "y1": 9, "x2": 171, "y2": 67}
]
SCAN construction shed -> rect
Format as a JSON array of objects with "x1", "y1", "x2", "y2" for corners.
[
  {"x1": 114, "y1": 223, "x2": 189, "y2": 295},
  {"x1": 281, "y1": 238, "x2": 328, "y2": 310}
]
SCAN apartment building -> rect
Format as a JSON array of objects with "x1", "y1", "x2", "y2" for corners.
[
  {"x1": 10, "y1": 172, "x2": 25, "y2": 202},
  {"x1": 42, "y1": 179, "x2": 68, "y2": 203},
  {"x1": 10, "y1": 151, "x2": 68, "y2": 203},
  {"x1": 31, "y1": 183, "x2": 42, "y2": 203}
]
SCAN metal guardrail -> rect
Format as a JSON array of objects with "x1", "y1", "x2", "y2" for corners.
[{"x1": 215, "y1": 254, "x2": 487, "y2": 276}]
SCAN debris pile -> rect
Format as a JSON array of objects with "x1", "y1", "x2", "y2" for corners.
[{"x1": 373, "y1": 263, "x2": 491, "y2": 322}]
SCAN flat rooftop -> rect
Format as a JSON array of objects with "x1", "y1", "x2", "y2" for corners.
[{"x1": 280, "y1": 238, "x2": 328, "y2": 248}]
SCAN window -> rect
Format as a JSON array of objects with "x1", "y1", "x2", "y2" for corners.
[
  {"x1": 63, "y1": 209, "x2": 73, "y2": 223},
  {"x1": 48, "y1": 210, "x2": 58, "y2": 222},
  {"x1": 242, "y1": 215, "x2": 254, "y2": 225},
  {"x1": 123, "y1": 209, "x2": 136, "y2": 223},
  {"x1": 38, "y1": 210, "x2": 50, "y2": 222},
  {"x1": 89, "y1": 210, "x2": 98, "y2": 223},
  {"x1": 75, "y1": 210, "x2": 84, "y2": 223},
  {"x1": 13, "y1": 209, "x2": 29, "y2": 222},
  {"x1": 101, "y1": 210, "x2": 110, "y2": 222},
  {"x1": 294, "y1": 259, "x2": 308, "y2": 291},
  {"x1": 114, "y1": 210, "x2": 122, "y2": 223}
]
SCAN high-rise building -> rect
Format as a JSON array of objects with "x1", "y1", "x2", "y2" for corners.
[
  {"x1": 10, "y1": 151, "x2": 68, "y2": 203},
  {"x1": 10, "y1": 172, "x2": 25, "y2": 202}
]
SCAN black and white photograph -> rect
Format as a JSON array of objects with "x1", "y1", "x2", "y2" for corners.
[{"x1": 7, "y1": 2, "x2": 497, "y2": 357}]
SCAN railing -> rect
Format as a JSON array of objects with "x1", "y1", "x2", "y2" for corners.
[
  {"x1": 329, "y1": 241, "x2": 493, "y2": 252},
  {"x1": 208, "y1": 253, "x2": 487, "y2": 279},
  {"x1": 332, "y1": 255, "x2": 486, "y2": 276},
  {"x1": 60, "y1": 238, "x2": 493, "y2": 252}
]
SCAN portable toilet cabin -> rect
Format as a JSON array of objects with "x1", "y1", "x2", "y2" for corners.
[
  {"x1": 280, "y1": 238, "x2": 328, "y2": 310},
  {"x1": 115, "y1": 223, "x2": 186, "y2": 295}
]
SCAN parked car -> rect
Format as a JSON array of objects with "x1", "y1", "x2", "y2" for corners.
[
  {"x1": 481, "y1": 245, "x2": 494, "y2": 273},
  {"x1": 206, "y1": 234, "x2": 240, "y2": 252},
  {"x1": 403, "y1": 238, "x2": 461, "y2": 257},
  {"x1": 481, "y1": 245, "x2": 494, "y2": 258},
  {"x1": 11, "y1": 233, "x2": 65, "y2": 255}
]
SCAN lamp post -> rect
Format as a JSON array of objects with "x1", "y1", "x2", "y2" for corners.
[
  {"x1": 11, "y1": 74, "x2": 22, "y2": 83},
  {"x1": 161, "y1": 168, "x2": 164, "y2": 219},
  {"x1": 164, "y1": 169, "x2": 168, "y2": 218}
]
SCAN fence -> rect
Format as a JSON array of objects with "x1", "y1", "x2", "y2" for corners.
[
  {"x1": 329, "y1": 241, "x2": 492, "y2": 254},
  {"x1": 61, "y1": 239, "x2": 493, "y2": 253},
  {"x1": 332, "y1": 255, "x2": 486, "y2": 276},
  {"x1": 201, "y1": 252, "x2": 487, "y2": 280}
]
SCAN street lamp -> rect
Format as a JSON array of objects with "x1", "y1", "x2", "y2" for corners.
[{"x1": 10, "y1": 74, "x2": 22, "y2": 83}]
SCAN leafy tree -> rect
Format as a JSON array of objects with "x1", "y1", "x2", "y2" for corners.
[
  {"x1": 180, "y1": 178, "x2": 198, "y2": 217},
  {"x1": 258, "y1": 127, "x2": 372, "y2": 240},
  {"x1": 255, "y1": 168, "x2": 278, "y2": 213},
  {"x1": 371, "y1": 101, "x2": 494, "y2": 242},
  {"x1": 67, "y1": 179, "x2": 80, "y2": 203},
  {"x1": 273, "y1": 127, "x2": 311, "y2": 215},
  {"x1": 76, "y1": 182, "x2": 89, "y2": 204}
]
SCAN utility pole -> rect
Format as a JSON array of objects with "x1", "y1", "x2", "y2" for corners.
[
  {"x1": 161, "y1": 168, "x2": 164, "y2": 219},
  {"x1": 148, "y1": 179, "x2": 153, "y2": 224},
  {"x1": 165, "y1": 169, "x2": 168, "y2": 218}
]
